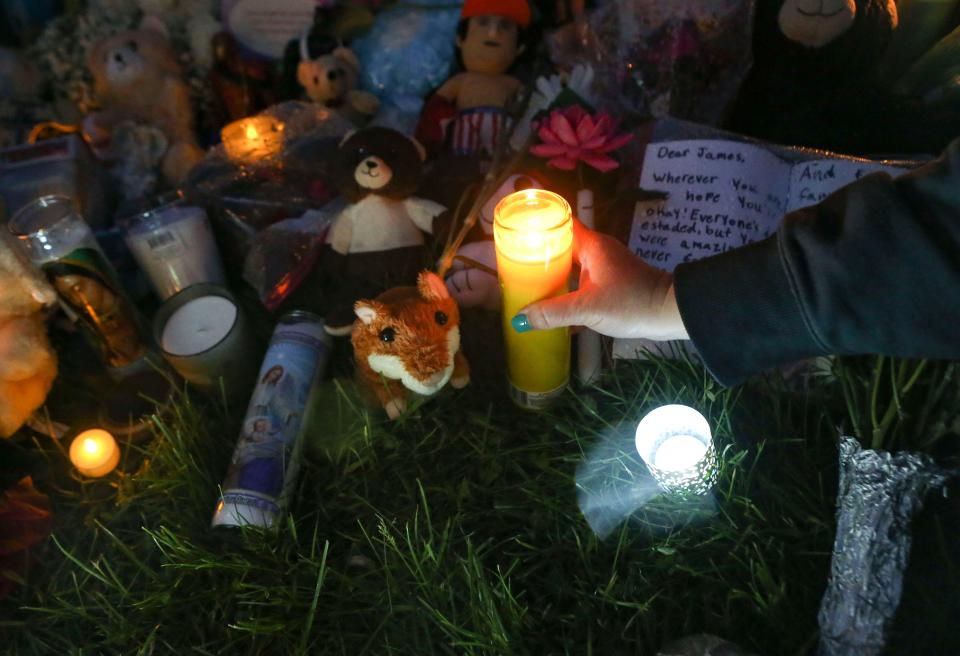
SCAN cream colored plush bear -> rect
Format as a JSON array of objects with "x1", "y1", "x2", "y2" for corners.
[
  {"x1": 297, "y1": 46, "x2": 379, "y2": 126},
  {"x1": 84, "y1": 15, "x2": 203, "y2": 184},
  {"x1": 0, "y1": 233, "x2": 57, "y2": 438}
]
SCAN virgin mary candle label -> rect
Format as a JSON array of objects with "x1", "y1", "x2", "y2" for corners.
[
  {"x1": 44, "y1": 246, "x2": 146, "y2": 367},
  {"x1": 10, "y1": 195, "x2": 147, "y2": 369},
  {"x1": 212, "y1": 311, "x2": 330, "y2": 529}
]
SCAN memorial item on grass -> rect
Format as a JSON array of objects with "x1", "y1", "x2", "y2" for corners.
[
  {"x1": 212, "y1": 311, "x2": 329, "y2": 529},
  {"x1": 352, "y1": 271, "x2": 470, "y2": 420}
]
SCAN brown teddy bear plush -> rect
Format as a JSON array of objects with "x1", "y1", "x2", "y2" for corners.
[
  {"x1": 0, "y1": 233, "x2": 57, "y2": 438},
  {"x1": 296, "y1": 45, "x2": 380, "y2": 126},
  {"x1": 84, "y1": 15, "x2": 203, "y2": 185},
  {"x1": 315, "y1": 127, "x2": 446, "y2": 335}
]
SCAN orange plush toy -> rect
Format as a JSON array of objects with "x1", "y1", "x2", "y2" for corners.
[
  {"x1": 0, "y1": 233, "x2": 57, "y2": 438},
  {"x1": 352, "y1": 271, "x2": 470, "y2": 420},
  {"x1": 416, "y1": 0, "x2": 531, "y2": 158}
]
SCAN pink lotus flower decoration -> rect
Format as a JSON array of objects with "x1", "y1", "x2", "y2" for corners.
[{"x1": 530, "y1": 106, "x2": 633, "y2": 173}]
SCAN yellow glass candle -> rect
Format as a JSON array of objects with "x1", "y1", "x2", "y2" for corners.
[
  {"x1": 69, "y1": 429, "x2": 120, "y2": 478},
  {"x1": 221, "y1": 116, "x2": 284, "y2": 165},
  {"x1": 494, "y1": 189, "x2": 573, "y2": 409}
]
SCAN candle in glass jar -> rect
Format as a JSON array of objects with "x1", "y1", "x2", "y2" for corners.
[
  {"x1": 221, "y1": 115, "x2": 284, "y2": 165},
  {"x1": 154, "y1": 284, "x2": 259, "y2": 400},
  {"x1": 124, "y1": 202, "x2": 225, "y2": 300},
  {"x1": 161, "y1": 295, "x2": 237, "y2": 355},
  {"x1": 494, "y1": 189, "x2": 573, "y2": 409},
  {"x1": 69, "y1": 428, "x2": 120, "y2": 478},
  {"x1": 635, "y1": 404, "x2": 716, "y2": 494}
]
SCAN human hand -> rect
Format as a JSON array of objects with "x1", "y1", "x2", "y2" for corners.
[{"x1": 512, "y1": 222, "x2": 689, "y2": 340}]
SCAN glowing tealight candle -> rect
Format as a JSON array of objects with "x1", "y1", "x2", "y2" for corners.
[
  {"x1": 221, "y1": 116, "x2": 284, "y2": 165},
  {"x1": 69, "y1": 429, "x2": 120, "y2": 478},
  {"x1": 494, "y1": 189, "x2": 573, "y2": 409},
  {"x1": 635, "y1": 405, "x2": 716, "y2": 493}
]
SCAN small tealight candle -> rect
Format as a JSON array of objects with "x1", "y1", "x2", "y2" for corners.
[
  {"x1": 69, "y1": 429, "x2": 120, "y2": 478},
  {"x1": 221, "y1": 116, "x2": 284, "y2": 165},
  {"x1": 635, "y1": 404, "x2": 716, "y2": 494}
]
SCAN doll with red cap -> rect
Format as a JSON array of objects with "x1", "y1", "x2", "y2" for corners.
[{"x1": 416, "y1": 0, "x2": 532, "y2": 158}]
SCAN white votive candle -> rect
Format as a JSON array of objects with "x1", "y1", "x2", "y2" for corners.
[
  {"x1": 161, "y1": 295, "x2": 238, "y2": 356},
  {"x1": 69, "y1": 429, "x2": 120, "y2": 478},
  {"x1": 125, "y1": 203, "x2": 225, "y2": 300},
  {"x1": 154, "y1": 284, "x2": 259, "y2": 399},
  {"x1": 653, "y1": 434, "x2": 708, "y2": 471}
]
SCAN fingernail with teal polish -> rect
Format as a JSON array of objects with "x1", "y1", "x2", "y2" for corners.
[{"x1": 511, "y1": 314, "x2": 531, "y2": 333}]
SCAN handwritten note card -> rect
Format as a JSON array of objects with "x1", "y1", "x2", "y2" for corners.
[{"x1": 628, "y1": 140, "x2": 908, "y2": 271}]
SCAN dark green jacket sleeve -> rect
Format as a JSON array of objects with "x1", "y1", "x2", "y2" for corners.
[{"x1": 674, "y1": 139, "x2": 960, "y2": 386}]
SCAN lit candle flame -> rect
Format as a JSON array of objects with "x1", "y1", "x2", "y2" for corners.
[
  {"x1": 69, "y1": 428, "x2": 120, "y2": 478},
  {"x1": 245, "y1": 124, "x2": 258, "y2": 139}
]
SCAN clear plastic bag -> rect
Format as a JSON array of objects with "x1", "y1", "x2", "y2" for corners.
[
  {"x1": 242, "y1": 201, "x2": 342, "y2": 311},
  {"x1": 547, "y1": 0, "x2": 755, "y2": 126}
]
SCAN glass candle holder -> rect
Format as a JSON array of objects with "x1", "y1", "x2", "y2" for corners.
[
  {"x1": 221, "y1": 115, "x2": 284, "y2": 165},
  {"x1": 494, "y1": 189, "x2": 573, "y2": 410},
  {"x1": 9, "y1": 195, "x2": 147, "y2": 369},
  {"x1": 153, "y1": 283, "x2": 259, "y2": 401},
  {"x1": 124, "y1": 199, "x2": 226, "y2": 300},
  {"x1": 635, "y1": 404, "x2": 718, "y2": 494}
]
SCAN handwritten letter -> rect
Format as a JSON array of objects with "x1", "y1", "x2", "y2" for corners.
[
  {"x1": 785, "y1": 160, "x2": 907, "y2": 213},
  {"x1": 628, "y1": 141, "x2": 790, "y2": 272},
  {"x1": 628, "y1": 140, "x2": 909, "y2": 271}
]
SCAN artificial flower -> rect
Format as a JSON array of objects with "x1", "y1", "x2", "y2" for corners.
[{"x1": 530, "y1": 105, "x2": 633, "y2": 173}]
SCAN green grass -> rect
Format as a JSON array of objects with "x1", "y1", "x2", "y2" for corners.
[{"x1": 3, "y1": 351, "x2": 958, "y2": 655}]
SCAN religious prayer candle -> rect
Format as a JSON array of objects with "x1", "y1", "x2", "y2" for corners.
[
  {"x1": 221, "y1": 115, "x2": 284, "y2": 165},
  {"x1": 69, "y1": 428, "x2": 120, "y2": 478},
  {"x1": 635, "y1": 405, "x2": 717, "y2": 494},
  {"x1": 154, "y1": 284, "x2": 259, "y2": 400},
  {"x1": 212, "y1": 311, "x2": 330, "y2": 529},
  {"x1": 9, "y1": 195, "x2": 148, "y2": 370},
  {"x1": 494, "y1": 189, "x2": 573, "y2": 409},
  {"x1": 124, "y1": 201, "x2": 225, "y2": 300}
]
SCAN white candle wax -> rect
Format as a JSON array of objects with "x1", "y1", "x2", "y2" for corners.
[
  {"x1": 653, "y1": 434, "x2": 708, "y2": 471},
  {"x1": 161, "y1": 296, "x2": 238, "y2": 356},
  {"x1": 125, "y1": 205, "x2": 225, "y2": 300}
]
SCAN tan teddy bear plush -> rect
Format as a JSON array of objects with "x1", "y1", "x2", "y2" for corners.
[
  {"x1": 0, "y1": 232, "x2": 58, "y2": 438},
  {"x1": 85, "y1": 15, "x2": 203, "y2": 184},
  {"x1": 297, "y1": 46, "x2": 379, "y2": 126}
]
